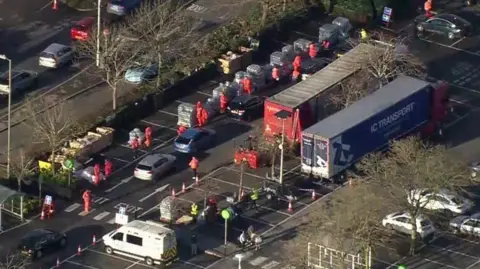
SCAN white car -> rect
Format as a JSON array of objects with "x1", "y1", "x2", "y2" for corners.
[
  {"x1": 408, "y1": 189, "x2": 473, "y2": 215},
  {"x1": 450, "y1": 213, "x2": 480, "y2": 236},
  {"x1": 134, "y1": 154, "x2": 176, "y2": 180},
  {"x1": 39, "y1": 43, "x2": 74, "y2": 68},
  {"x1": 382, "y1": 211, "x2": 436, "y2": 241}
]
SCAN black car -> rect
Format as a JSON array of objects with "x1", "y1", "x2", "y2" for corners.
[
  {"x1": 19, "y1": 229, "x2": 67, "y2": 259},
  {"x1": 414, "y1": 13, "x2": 471, "y2": 40},
  {"x1": 227, "y1": 95, "x2": 264, "y2": 121}
]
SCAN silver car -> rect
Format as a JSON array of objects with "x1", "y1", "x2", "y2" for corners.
[
  {"x1": 0, "y1": 70, "x2": 38, "y2": 96},
  {"x1": 39, "y1": 43, "x2": 74, "y2": 68},
  {"x1": 450, "y1": 213, "x2": 480, "y2": 236},
  {"x1": 134, "y1": 153, "x2": 176, "y2": 180}
]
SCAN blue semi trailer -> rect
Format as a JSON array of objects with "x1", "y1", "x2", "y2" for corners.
[{"x1": 301, "y1": 75, "x2": 449, "y2": 179}]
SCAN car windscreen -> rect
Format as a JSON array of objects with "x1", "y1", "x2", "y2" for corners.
[
  {"x1": 0, "y1": 76, "x2": 8, "y2": 85},
  {"x1": 176, "y1": 136, "x2": 191, "y2": 144},
  {"x1": 110, "y1": 0, "x2": 124, "y2": 5},
  {"x1": 451, "y1": 196, "x2": 463, "y2": 205},
  {"x1": 229, "y1": 101, "x2": 245, "y2": 110},
  {"x1": 73, "y1": 25, "x2": 87, "y2": 32},
  {"x1": 40, "y1": 52, "x2": 55, "y2": 59},
  {"x1": 136, "y1": 164, "x2": 152, "y2": 171}
]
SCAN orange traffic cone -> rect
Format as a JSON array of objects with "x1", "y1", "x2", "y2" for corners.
[
  {"x1": 312, "y1": 190, "x2": 316, "y2": 201},
  {"x1": 195, "y1": 176, "x2": 199, "y2": 185},
  {"x1": 52, "y1": 0, "x2": 58, "y2": 10},
  {"x1": 92, "y1": 234, "x2": 96, "y2": 245},
  {"x1": 288, "y1": 201, "x2": 293, "y2": 212},
  {"x1": 182, "y1": 182, "x2": 186, "y2": 193},
  {"x1": 56, "y1": 257, "x2": 60, "y2": 268},
  {"x1": 171, "y1": 188, "x2": 176, "y2": 197},
  {"x1": 77, "y1": 245, "x2": 81, "y2": 256},
  {"x1": 40, "y1": 210, "x2": 45, "y2": 220}
]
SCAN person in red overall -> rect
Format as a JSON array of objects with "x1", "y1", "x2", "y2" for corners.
[
  {"x1": 424, "y1": 0, "x2": 433, "y2": 17},
  {"x1": 292, "y1": 66, "x2": 301, "y2": 82},
  {"x1": 220, "y1": 93, "x2": 228, "y2": 113},
  {"x1": 243, "y1": 77, "x2": 253, "y2": 95},
  {"x1": 144, "y1": 127, "x2": 152, "y2": 148},
  {"x1": 189, "y1": 156, "x2": 199, "y2": 180},
  {"x1": 93, "y1": 163, "x2": 101, "y2": 185},
  {"x1": 104, "y1": 159, "x2": 113, "y2": 179},
  {"x1": 272, "y1": 66, "x2": 280, "y2": 82},
  {"x1": 201, "y1": 109, "x2": 208, "y2": 127},
  {"x1": 309, "y1": 43, "x2": 318, "y2": 59},
  {"x1": 82, "y1": 190, "x2": 91, "y2": 213},
  {"x1": 293, "y1": 55, "x2": 302, "y2": 70},
  {"x1": 131, "y1": 136, "x2": 139, "y2": 159},
  {"x1": 177, "y1": 125, "x2": 186, "y2": 136},
  {"x1": 196, "y1": 102, "x2": 204, "y2": 127}
]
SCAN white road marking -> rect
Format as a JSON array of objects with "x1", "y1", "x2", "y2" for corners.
[
  {"x1": 102, "y1": 155, "x2": 130, "y2": 163},
  {"x1": 423, "y1": 258, "x2": 460, "y2": 269},
  {"x1": 93, "y1": 211, "x2": 111, "y2": 220},
  {"x1": 18, "y1": 28, "x2": 64, "y2": 53},
  {"x1": 86, "y1": 249, "x2": 157, "y2": 269},
  {"x1": 66, "y1": 261, "x2": 100, "y2": 269},
  {"x1": 197, "y1": 91, "x2": 212, "y2": 97},
  {"x1": 419, "y1": 37, "x2": 480, "y2": 57},
  {"x1": 450, "y1": 37, "x2": 466, "y2": 47},
  {"x1": 38, "y1": 0, "x2": 54, "y2": 11},
  {"x1": 262, "y1": 261, "x2": 281, "y2": 269},
  {"x1": 64, "y1": 203, "x2": 81, "y2": 212},
  {"x1": 107, "y1": 218, "x2": 116, "y2": 224},
  {"x1": 450, "y1": 98, "x2": 473, "y2": 107},
  {"x1": 292, "y1": 31, "x2": 316, "y2": 40},
  {"x1": 113, "y1": 203, "x2": 143, "y2": 214},
  {"x1": 117, "y1": 143, "x2": 148, "y2": 153},
  {"x1": 466, "y1": 259, "x2": 480, "y2": 269},
  {"x1": 138, "y1": 184, "x2": 170, "y2": 202},
  {"x1": 105, "y1": 176, "x2": 133, "y2": 193},
  {"x1": 124, "y1": 260, "x2": 141, "y2": 269},
  {"x1": 78, "y1": 209, "x2": 96, "y2": 216},
  {"x1": 157, "y1": 110, "x2": 178, "y2": 117},
  {"x1": 91, "y1": 196, "x2": 110, "y2": 205},
  {"x1": 141, "y1": 119, "x2": 176, "y2": 131},
  {"x1": 430, "y1": 244, "x2": 480, "y2": 259},
  {"x1": 250, "y1": 256, "x2": 269, "y2": 266}
]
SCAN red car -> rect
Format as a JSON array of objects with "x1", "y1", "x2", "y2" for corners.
[{"x1": 70, "y1": 17, "x2": 95, "y2": 41}]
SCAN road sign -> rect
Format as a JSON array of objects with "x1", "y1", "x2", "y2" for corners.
[
  {"x1": 44, "y1": 195, "x2": 53, "y2": 205},
  {"x1": 115, "y1": 213, "x2": 130, "y2": 225},
  {"x1": 63, "y1": 159, "x2": 74, "y2": 170}
]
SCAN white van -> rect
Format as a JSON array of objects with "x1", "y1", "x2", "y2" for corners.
[{"x1": 102, "y1": 220, "x2": 177, "y2": 265}]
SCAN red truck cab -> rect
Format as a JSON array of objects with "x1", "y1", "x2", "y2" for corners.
[
  {"x1": 421, "y1": 80, "x2": 450, "y2": 137},
  {"x1": 71, "y1": 17, "x2": 95, "y2": 41}
]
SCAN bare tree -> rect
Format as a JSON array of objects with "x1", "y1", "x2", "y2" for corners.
[
  {"x1": 10, "y1": 148, "x2": 34, "y2": 192},
  {"x1": 198, "y1": 177, "x2": 220, "y2": 209},
  {"x1": 284, "y1": 183, "x2": 392, "y2": 268},
  {"x1": 75, "y1": 22, "x2": 146, "y2": 110},
  {"x1": 329, "y1": 69, "x2": 376, "y2": 109},
  {"x1": 0, "y1": 253, "x2": 29, "y2": 269},
  {"x1": 22, "y1": 98, "x2": 75, "y2": 174},
  {"x1": 363, "y1": 34, "x2": 426, "y2": 86},
  {"x1": 357, "y1": 136, "x2": 470, "y2": 255}
]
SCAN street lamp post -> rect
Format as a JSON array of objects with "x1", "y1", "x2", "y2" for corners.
[
  {"x1": 274, "y1": 110, "x2": 292, "y2": 187},
  {"x1": 96, "y1": 0, "x2": 102, "y2": 66},
  {"x1": 0, "y1": 55, "x2": 12, "y2": 179}
]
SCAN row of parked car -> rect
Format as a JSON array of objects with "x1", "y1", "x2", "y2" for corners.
[{"x1": 381, "y1": 188, "x2": 478, "y2": 242}]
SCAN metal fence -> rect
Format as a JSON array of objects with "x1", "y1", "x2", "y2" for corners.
[{"x1": 307, "y1": 242, "x2": 371, "y2": 269}]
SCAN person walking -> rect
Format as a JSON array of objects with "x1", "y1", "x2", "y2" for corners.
[
  {"x1": 424, "y1": 0, "x2": 433, "y2": 17},
  {"x1": 191, "y1": 203, "x2": 198, "y2": 224},
  {"x1": 82, "y1": 190, "x2": 91, "y2": 213},
  {"x1": 177, "y1": 125, "x2": 186, "y2": 136},
  {"x1": 308, "y1": 43, "x2": 318, "y2": 59},
  {"x1": 243, "y1": 77, "x2": 253, "y2": 94},
  {"x1": 292, "y1": 66, "x2": 301, "y2": 83},
  {"x1": 131, "y1": 136, "x2": 139, "y2": 159},
  {"x1": 220, "y1": 93, "x2": 228, "y2": 113},
  {"x1": 360, "y1": 28, "x2": 369, "y2": 41},
  {"x1": 189, "y1": 156, "x2": 199, "y2": 180},
  {"x1": 238, "y1": 231, "x2": 247, "y2": 248},
  {"x1": 104, "y1": 159, "x2": 113, "y2": 179},
  {"x1": 271, "y1": 66, "x2": 280, "y2": 82},
  {"x1": 249, "y1": 188, "x2": 259, "y2": 210},
  {"x1": 190, "y1": 234, "x2": 198, "y2": 256}
]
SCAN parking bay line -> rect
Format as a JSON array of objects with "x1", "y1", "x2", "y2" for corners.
[
  {"x1": 64, "y1": 203, "x2": 81, "y2": 212},
  {"x1": 79, "y1": 209, "x2": 97, "y2": 216},
  {"x1": 157, "y1": 110, "x2": 178, "y2": 117},
  {"x1": 100, "y1": 154, "x2": 130, "y2": 164},
  {"x1": 86, "y1": 249, "x2": 157, "y2": 269},
  {"x1": 141, "y1": 119, "x2": 176, "y2": 131},
  {"x1": 466, "y1": 259, "x2": 480, "y2": 269},
  {"x1": 450, "y1": 36, "x2": 466, "y2": 47},
  {"x1": 419, "y1": 37, "x2": 480, "y2": 57},
  {"x1": 66, "y1": 261, "x2": 100, "y2": 269},
  {"x1": 430, "y1": 244, "x2": 480, "y2": 260},
  {"x1": 125, "y1": 260, "x2": 142, "y2": 269},
  {"x1": 423, "y1": 258, "x2": 460, "y2": 269},
  {"x1": 93, "y1": 211, "x2": 111, "y2": 220}
]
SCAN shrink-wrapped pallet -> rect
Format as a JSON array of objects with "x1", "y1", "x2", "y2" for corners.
[
  {"x1": 247, "y1": 64, "x2": 266, "y2": 90},
  {"x1": 129, "y1": 128, "x2": 145, "y2": 145},
  {"x1": 177, "y1": 103, "x2": 197, "y2": 127}
]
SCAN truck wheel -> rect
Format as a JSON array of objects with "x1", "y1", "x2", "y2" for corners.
[
  {"x1": 145, "y1": 257, "x2": 154, "y2": 265},
  {"x1": 105, "y1": 246, "x2": 113, "y2": 254}
]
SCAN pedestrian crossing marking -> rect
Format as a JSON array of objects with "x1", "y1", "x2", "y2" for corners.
[
  {"x1": 91, "y1": 195, "x2": 110, "y2": 205},
  {"x1": 78, "y1": 209, "x2": 96, "y2": 216},
  {"x1": 250, "y1": 256, "x2": 269, "y2": 266},
  {"x1": 93, "y1": 211, "x2": 111, "y2": 220},
  {"x1": 107, "y1": 218, "x2": 116, "y2": 224},
  {"x1": 64, "y1": 203, "x2": 81, "y2": 212},
  {"x1": 262, "y1": 261, "x2": 281, "y2": 269}
]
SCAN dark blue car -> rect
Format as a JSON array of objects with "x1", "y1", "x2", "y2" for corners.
[{"x1": 174, "y1": 128, "x2": 216, "y2": 153}]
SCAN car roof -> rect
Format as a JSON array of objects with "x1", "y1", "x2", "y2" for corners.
[
  {"x1": 180, "y1": 128, "x2": 205, "y2": 139},
  {"x1": 232, "y1": 94, "x2": 256, "y2": 104},
  {"x1": 139, "y1": 154, "x2": 166, "y2": 166},
  {"x1": 470, "y1": 213, "x2": 480, "y2": 220},
  {"x1": 391, "y1": 211, "x2": 428, "y2": 221},
  {"x1": 76, "y1": 17, "x2": 95, "y2": 27},
  {"x1": 437, "y1": 13, "x2": 462, "y2": 22},
  {"x1": 23, "y1": 229, "x2": 54, "y2": 238},
  {"x1": 44, "y1": 43, "x2": 69, "y2": 53}
]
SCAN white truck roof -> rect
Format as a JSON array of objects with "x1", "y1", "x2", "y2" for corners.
[
  {"x1": 268, "y1": 43, "x2": 384, "y2": 109},
  {"x1": 123, "y1": 220, "x2": 174, "y2": 238}
]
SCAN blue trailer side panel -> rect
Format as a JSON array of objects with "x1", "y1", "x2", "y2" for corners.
[{"x1": 327, "y1": 88, "x2": 430, "y2": 178}]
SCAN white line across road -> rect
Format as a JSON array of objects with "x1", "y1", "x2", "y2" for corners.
[
  {"x1": 419, "y1": 37, "x2": 480, "y2": 57},
  {"x1": 157, "y1": 109, "x2": 178, "y2": 117},
  {"x1": 138, "y1": 184, "x2": 170, "y2": 202},
  {"x1": 93, "y1": 211, "x2": 111, "y2": 220},
  {"x1": 141, "y1": 119, "x2": 177, "y2": 131},
  {"x1": 450, "y1": 37, "x2": 466, "y2": 47},
  {"x1": 66, "y1": 260, "x2": 100, "y2": 269}
]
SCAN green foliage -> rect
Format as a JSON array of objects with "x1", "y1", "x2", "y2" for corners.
[
  {"x1": 4, "y1": 196, "x2": 41, "y2": 216},
  {"x1": 39, "y1": 170, "x2": 73, "y2": 186}
]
